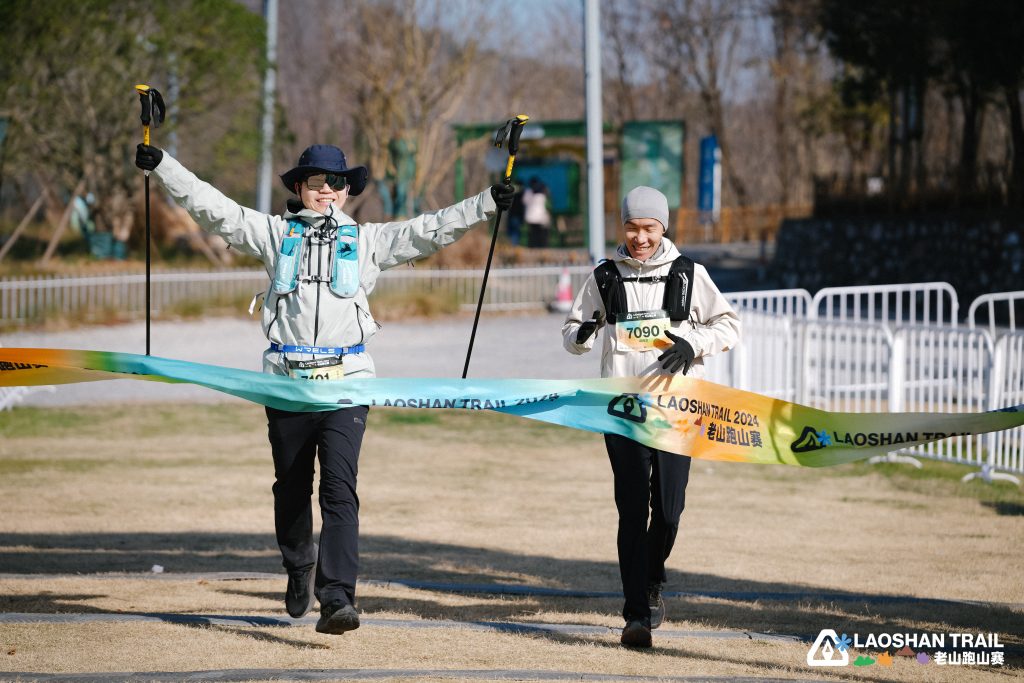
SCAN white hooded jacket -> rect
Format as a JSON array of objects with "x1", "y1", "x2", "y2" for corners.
[
  {"x1": 153, "y1": 153, "x2": 496, "y2": 378},
  {"x1": 561, "y1": 239, "x2": 740, "y2": 378}
]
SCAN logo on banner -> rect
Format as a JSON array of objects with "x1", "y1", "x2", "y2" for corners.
[
  {"x1": 608, "y1": 393, "x2": 648, "y2": 423},
  {"x1": 791, "y1": 426, "x2": 832, "y2": 453}
]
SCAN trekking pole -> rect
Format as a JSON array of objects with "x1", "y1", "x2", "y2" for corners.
[
  {"x1": 134, "y1": 84, "x2": 165, "y2": 356},
  {"x1": 462, "y1": 114, "x2": 529, "y2": 378}
]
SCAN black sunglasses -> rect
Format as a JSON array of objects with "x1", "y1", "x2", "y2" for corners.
[{"x1": 305, "y1": 173, "x2": 348, "y2": 190}]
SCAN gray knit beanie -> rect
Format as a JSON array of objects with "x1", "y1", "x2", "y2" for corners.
[{"x1": 621, "y1": 186, "x2": 669, "y2": 233}]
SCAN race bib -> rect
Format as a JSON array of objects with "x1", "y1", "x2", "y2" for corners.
[
  {"x1": 616, "y1": 309, "x2": 670, "y2": 351},
  {"x1": 286, "y1": 356, "x2": 345, "y2": 381}
]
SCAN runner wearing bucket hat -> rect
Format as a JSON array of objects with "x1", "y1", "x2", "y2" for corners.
[
  {"x1": 135, "y1": 142, "x2": 514, "y2": 635},
  {"x1": 279, "y1": 144, "x2": 369, "y2": 196}
]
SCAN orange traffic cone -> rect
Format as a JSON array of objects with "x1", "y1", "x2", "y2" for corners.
[{"x1": 548, "y1": 268, "x2": 574, "y2": 313}]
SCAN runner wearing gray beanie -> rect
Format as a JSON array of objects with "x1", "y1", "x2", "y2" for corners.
[{"x1": 562, "y1": 184, "x2": 740, "y2": 649}]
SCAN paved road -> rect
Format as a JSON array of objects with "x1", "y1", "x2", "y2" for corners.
[
  {"x1": 1, "y1": 242, "x2": 775, "y2": 407},
  {"x1": 0, "y1": 313, "x2": 598, "y2": 407}
]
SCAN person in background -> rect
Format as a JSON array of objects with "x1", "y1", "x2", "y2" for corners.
[
  {"x1": 523, "y1": 176, "x2": 551, "y2": 248},
  {"x1": 135, "y1": 142, "x2": 513, "y2": 635},
  {"x1": 506, "y1": 180, "x2": 525, "y2": 246},
  {"x1": 561, "y1": 186, "x2": 740, "y2": 648}
]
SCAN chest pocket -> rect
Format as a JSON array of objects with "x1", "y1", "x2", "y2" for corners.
[
  {"x1": 272, "y1": 221, "x2": 305, "y2": 295},
  {"x1": 330, "y1": 225, "x2": 359, "y2": 298}
]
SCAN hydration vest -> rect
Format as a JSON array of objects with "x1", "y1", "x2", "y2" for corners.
[
  {"x1": 272, "y1": 219, "x2": 359, "y2": 298},
  {"x1": 594, "y1": 256, "x2": 695, "y2": 323}
]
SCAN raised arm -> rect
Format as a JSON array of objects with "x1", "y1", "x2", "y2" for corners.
[
  {"x1": 144, "y1": 148, "x2": 277, "y2": 259},
  {"x1": 366, "y1": 189, "x2": 498, "y2": 270}
]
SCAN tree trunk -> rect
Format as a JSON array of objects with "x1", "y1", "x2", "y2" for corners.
[
  {"x1": 1006, "y1": 85, "x2": 1024, "y2": 204},
  {"x1": 899, "y1": 84, "x2": 912, "y2": 197},
  {"x1": 39, "y1": 177, "x2": 87, "y2": 264},
  {"x1": 910, "y1": 76, "x2": 926, "y2": 198},
  {"x1": 887, "y1": 82, "x2": 898, "y2": 203},
  {"x1": 958, "y1": 82, "x2": 981, "y2": 195},
  {"x1": 707, "y1": 96, "x2": 749, "y2": 207},
  {"x1": 0, "y1": 193, "x2": 46, "y2": 263}
]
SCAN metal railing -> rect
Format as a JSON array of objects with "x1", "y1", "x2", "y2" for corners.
[
  {"x1": 989, "y1": 332, "x2": 1024, "y2": 476},
  {"x1": 968, "y1": 290, "x2": 1024, "y2": 338},
  {"x1": 798, "y1": 320, "x2": 894, "y2": 413},
  {"x1": 810, "y1": 282, "x2": 959, "y2": 327},
  {"x1": 727, "y1": 288, "x2": 811, "y2": 318},
  {"x1": 0, "y1": 269, "x2": 269, "y2": 323},
  {"x1": 889, "y1": 326, "x2": 993, "y2": 467}
]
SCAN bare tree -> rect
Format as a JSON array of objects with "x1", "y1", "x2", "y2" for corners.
[
  {"x1": 641, "y1": 0, "x2": 757, "y2": 207},
  {"x1": 328, "y1": 0, "x2": 494, "y2": 214}
]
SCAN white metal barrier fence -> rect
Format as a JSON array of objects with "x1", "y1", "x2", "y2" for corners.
[
  {"x1": 968, "y1": 291, "x2": 1024, "y2": 338},
  {"x1": 0, "y1": 270, "x2": 268, "y2": 323},
  {"x1": 798, "y1": 320, "x2": 894, "y2": 413},
  {"x1": 890, "y1": 326, "x2": 993, "y2": 466},
  {"x1": 990, "y1": 332, "x2": 1024, "y2": 477},
  {"x1": 810, "y1": 282, "x2": 959, "y2": 327}
]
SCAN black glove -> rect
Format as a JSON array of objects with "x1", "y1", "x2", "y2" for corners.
[
  {"x1": 135, "y1": 143, "x2": 163, "y2": 171},
  {"x1": 490, "y1": 182, "x2": 514, "y2": 211},
  {"x1": 658, "y1": 330, "x2": 696, "y2": 374},
  {"x1": 575, "y1": 310, "x2": 605, "y2": 344}
]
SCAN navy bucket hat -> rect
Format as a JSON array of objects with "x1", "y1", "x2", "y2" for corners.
[{"x1": 280, "y1": 144, "x2": 368, "y2": 196}]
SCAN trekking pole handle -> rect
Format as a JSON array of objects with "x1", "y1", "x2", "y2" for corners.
[
  {"x1": 135, "y1": 84, "x2": 153, "y2": 145},
  {"x1": 134, "y1": 84, "x2": 166, "y2": 148},
  {"x1": 503, "y1": 114, "x2": 529, "y2": 182}
]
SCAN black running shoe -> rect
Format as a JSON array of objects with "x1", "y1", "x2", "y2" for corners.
[
  {"x1": 315, "y1": 601, "x2": 360, "y2": 634},
  {"x1": 285, "y1": 564, "x2": 316, "y2": 618},
  {"x1": 620, "y1": 619, "x2": 652, "y2": 648},
  {"x1": 647, "y1": 581, "x2": 665, "y2": 629}
]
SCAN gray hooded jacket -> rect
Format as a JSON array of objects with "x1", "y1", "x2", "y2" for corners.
[
  {"x1": 153, "y1": 153, "x2": 496, "y2": 377},
  {"x1": 561, "y1": 239, "x2": 740, "y2": 378}
]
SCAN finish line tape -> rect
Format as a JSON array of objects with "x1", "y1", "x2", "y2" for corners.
[{"x1": 1, "y1": 348, "x2": 1021, "y2": 467}]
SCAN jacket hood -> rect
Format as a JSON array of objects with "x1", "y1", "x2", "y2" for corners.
[
  {"x1": 613, "y1": 239, "x2": 681, "y2": 269},
  {"x1": 283, "y1": 201, "x2": 356, "y2": 226}
]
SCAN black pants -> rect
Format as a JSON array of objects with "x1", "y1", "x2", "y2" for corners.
[
  {"x1": 527, "y1": 222, "x2": 549, "y2": 248},
  {"x1": 266, "y1": 405, "x2": 369, "y2": 608},
  {"x1": 605, "y1": 433, "x2": 692, "y2": 623}
]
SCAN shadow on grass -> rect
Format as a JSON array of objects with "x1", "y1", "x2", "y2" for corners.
[
  {"x1": 2, "y1": 529, "x2": 1023, "y2": 665},
  {"x1": 981, "y1": 501, "x2": 1024, "y2": 516}
]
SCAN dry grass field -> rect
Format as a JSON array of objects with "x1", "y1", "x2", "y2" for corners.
[{"x1": 0, "y1": 402, "x2": 1022, "y2": 681}]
